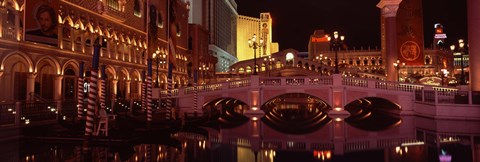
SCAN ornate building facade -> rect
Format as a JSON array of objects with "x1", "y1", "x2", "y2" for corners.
[{"x1": 0, "y1": 0, "x2": 202, "y2": 103}]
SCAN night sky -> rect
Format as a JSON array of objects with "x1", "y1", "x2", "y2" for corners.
[{"x1": 236, "y1": 0, "x2": 467, "y2": 52}]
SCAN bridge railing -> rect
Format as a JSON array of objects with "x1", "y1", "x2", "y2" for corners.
[
  {"x1": 416, "y1": 89, "x2": 478, "y2": 105},
  {"x1": 229, "y1": 79, "x2": 251, "y2": 88},
  {"x1": 343, "y1": 77, "x2": 368, "y2": 87},
  {"x1": 260, "y1": 76, "x2": 333, "y2": 86}
]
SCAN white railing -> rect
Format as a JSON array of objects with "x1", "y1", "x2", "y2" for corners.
[
  {"x1": 343, "y1": 77, "x2": 368, "y2": 87},
  {"x1": 260, "y1": 78, "x2": 281, "y2": 86},
  {"x1": 229, "y1": 79, "x2": 251, "y2": 88},
  {"x1": 175, "y1": 75, "x2": 478, "y2": 106},
  {"x1": 309, "y1": 77, "x2": 333, "y2": 85},
  {"x1": 374, "y1": 81, "x2": 424, "y2": 92},
  {"x1": 286, "y1": 78, "x2": 305, "y2": 86}
]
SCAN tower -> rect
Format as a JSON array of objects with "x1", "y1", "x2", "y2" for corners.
[
  {"x1": 260, "y1": 13, "x2": 272, "y2": 57},
  {"x1": 433, "y1": 23, "x2": 447, "y2": 49}
]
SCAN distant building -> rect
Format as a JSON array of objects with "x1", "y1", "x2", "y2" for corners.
[{"x1": 237, "y1": 13, "x2": 279, "y2": 62}]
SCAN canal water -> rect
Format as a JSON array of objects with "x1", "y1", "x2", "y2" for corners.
[
  {"x1": 1, "y1": 95, "x2": 479, "y2": 162},
  {"x1": 1, "y1": 115, "x2": 479, "y2": 162}
]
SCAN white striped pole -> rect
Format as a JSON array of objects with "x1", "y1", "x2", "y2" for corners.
[
  {"x1": 193, "y1": 82, "x2": 197, "y2": 115},
  {"x1": 147, "y1": 75, "x2": 152, "y2": 122},
  {"x1": 141, "y1": 79, "x2": 146, "y2": 111},
  {"x1": 193, "y1": 69, "x2": 198, "y2": 116},
  {"x1": 100, "y1": 65, "x2": 106, "y2": 111},
  {"x1": 77, "y1": 62, "x2": 85, "y2": 120},
  {"x1": 100, "y1": 79, "x2": 106, "y2": 109},
  {"x1": 85, "y1": 70, "x2": 98, "y2": 137},
  {"x1": 83, "y1": 69, "x2": 97, "y2": 152},
  {"x1": 166, "y1": 77, "x2": 172, "y2": 120},
  {"x1": 77, "y1": 78, "x2": 84, "y2": 120},
  {"x1": 83, "y1": 37, "x2": 103, "y2": 152}
]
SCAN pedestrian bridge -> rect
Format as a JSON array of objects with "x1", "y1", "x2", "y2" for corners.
[{"x1": 154, "y1": 74, "x2": 480, "y2": 120}]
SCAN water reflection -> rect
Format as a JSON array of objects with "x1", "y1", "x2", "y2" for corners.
[
  {"x1": 3, "y1": 115, "x2": 480, "y2": 162},
  {"x1": 262, "y1": 93, "x2": 332, "y2": 134}
]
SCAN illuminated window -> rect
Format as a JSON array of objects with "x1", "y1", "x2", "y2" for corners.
[
  {"x1": 176, "y1": 23, "x2": 181, "y2": 37},
  {"x1": 157, "y1": 12, "x2": 164, "y2": 28},
  {"x1": 134, "y1": 0, "x2": 141, "y2": 17},
  {"x1": 286, "y1": 52, "x2": 294, "y2": 61},
  {"x1": 246, "y1": 66, "x2": 252, "y2": 73},
  {"x1": 108, "y1": 0, "x2": 120, "y2": 11}
]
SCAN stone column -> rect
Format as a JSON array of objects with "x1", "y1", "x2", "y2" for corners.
[
  {"x1": 26, "y1": 73, "x2": 36, "y2": 101},
  {"x1": 53, "y1": 75, "x2": 63, "y2": 100},
  {"x1": 0, "y1": 8, "x2": 4, "y2": 38},
  {"x1": 377, "y1": 0, "x2": 402, "y2": 82},
  {"x1": 70, "y1": 27, "x2": 75, "y2": 51},
  {"x1": 112, "y1": 79, "x2": 118, "y2": 98},
  {"x1": 110, "y1": 79, "x2": 118, "y2": 112},
  {"x1": 15, "y1": 11, "x2": 20, "y2": 41},
  {"x1": 106, "y1": 39, "x2": 111, "y2": 58},
  {"x1": 125, "y1": 80, "x2": 131, "y2": 100},
  {"x1": 58, "y1": 24, "x2": 64, "y2": 49},
  {"x1": 81, "y1": 33, "x2": 85, "y2": 53},
  {"x1": 468, "y1": 0, "x2": 480, "y2": 91}
]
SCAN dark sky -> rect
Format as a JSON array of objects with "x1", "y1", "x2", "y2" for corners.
[{"x1": 236, "y1": 0, "x2": 467, "y2": 52}]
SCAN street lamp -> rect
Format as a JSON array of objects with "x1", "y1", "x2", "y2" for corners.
[
  {"x1": 199, "y1": 64, "x2": 209, "y2": 84},
  {"x1": 440, "y1": 69, "x2": 449, "y2": 86},
  {"x1": 327, "y1": 31, "x2": 345, "y2": 74},
  {"x1": 248, "y1": 34, "x2": 264, "y2": 75},
  {"x1": 264, "y1": 55, "x2": 275, "y2": 77},
  {"x1": 450, "y1": 39, "x2": 467, "y2": 85},
  {"x1": 393, "y1": 60, "x2": 405, "y2": 82},
  {"x1": 152, "y1": 49, "x2": 167, "y2": 88}
]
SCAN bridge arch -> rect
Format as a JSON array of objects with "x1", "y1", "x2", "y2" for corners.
[
  {"x1": 202, "y1": 97, "x2": 249, "y2": 112},
  {"x1": 261, "y1": 93, "x2": 332, "y2": 134},
  {"x1": 261, "y1": 93, "x2": 332, "y2": 112},
  {"x1": 261, "y1": 92, "x2": 331, "y2": 109},
  {"x1": 345, "y1": 97, "x2": 401, "y2": 112}
]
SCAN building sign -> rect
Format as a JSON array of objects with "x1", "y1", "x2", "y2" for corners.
[
  {"x1": 435, "y1": 34, "x2": 447, "y2": 39},
  {"x1": 24, "y1": 0, "x2": 59, "y2": 46},
  {"x1": 396, "y1": 0, "x2": 424, "y2": 65},
  {"x1": 311, "y1": 36, "x2": 329, "y2": 43},
  {"x1": 83, "y1": 82, "x2": 90, "y2": 93},
  {"x1": 400, "y1": 41, "x2": 421, "y2": 61}
]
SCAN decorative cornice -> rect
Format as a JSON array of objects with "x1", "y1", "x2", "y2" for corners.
[{"x1": 377, "y1": 0, "x2": 402, "y2": 18}]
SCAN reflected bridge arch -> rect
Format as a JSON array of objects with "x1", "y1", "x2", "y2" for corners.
[{"x1": 260, "y1": 93, "x2": 333, "y2": 134}]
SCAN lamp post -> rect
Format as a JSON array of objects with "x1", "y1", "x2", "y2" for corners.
[
  {"x1": 316, "y1": 54, "x2": 324, "y2": 75},
  {"x1": 327, "y1": 31, "x2": 345, "y2": 74},
  {"x1": 450, "y1": 39, "x2": 467, "y2": 85},
  {"x1": 264, "y1": 55, "x2": 275, "y2": 77},
  {"x1": 199, "y1": 64, "x2": 209, "y2": 84},
  {"x1": 152, "y1": 49, "x2": 167, "y2": 88},
  {"x1": 393, "y1": 60, "x2": 405, "y2": 82},
  {"x1": 248, "y1": 34, "x2": 264, "y2": 75},
  {"x1": 440, "y1": 69, "x2": 449, "y2": 86}
]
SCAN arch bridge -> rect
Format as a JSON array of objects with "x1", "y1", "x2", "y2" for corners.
[{"x1": 155, "y1": 74, "x2": 469, "y2": 118}]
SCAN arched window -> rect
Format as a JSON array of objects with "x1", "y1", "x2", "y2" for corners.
[
  {"x1": 239, "y1": 67, "x2": 245, "y2": 74},
  {"x1": 134, "y1": 0, "x2": 141, "y2": 17},
  {"x1": 246, "y1": 66, "x2": 252, "y2": 74},
  {"x1": 157, "y1": 12, "x2": 164, "y2": 28},
  {"x1": 176, "y1": 23, "x2": 181, "y2": 37},
  {"x1": 108, "y1": 0, "x2": 120, "y2": 11},
  {"x1": 425, "y1": 55, "x2": 431, "y2": 65}
]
